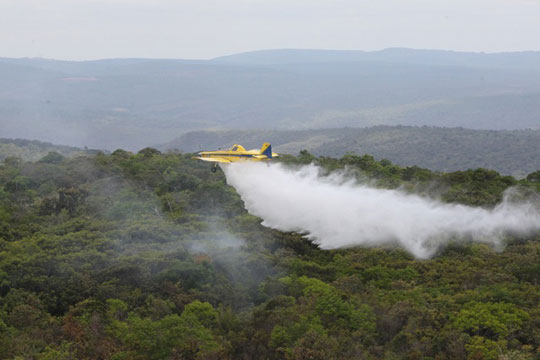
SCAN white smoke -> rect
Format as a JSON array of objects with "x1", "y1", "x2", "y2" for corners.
[{"x1": 223, "y1": 162, "x2": 540, "y2": 258}]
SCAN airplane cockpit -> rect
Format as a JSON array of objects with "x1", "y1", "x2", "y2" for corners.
[{"x1": 230, "y1": 144, "x2": 246, "y2": 152}]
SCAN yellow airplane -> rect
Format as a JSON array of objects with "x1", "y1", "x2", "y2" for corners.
[{"x1": 193, "y1": 143, "x2": 278, "y2": 172}]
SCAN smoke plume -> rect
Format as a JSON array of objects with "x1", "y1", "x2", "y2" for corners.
[{"x1": 223, "y1": 162, "x2": 540, "y2": 258}]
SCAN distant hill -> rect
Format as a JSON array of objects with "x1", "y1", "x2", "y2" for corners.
[
  {"x1": 162, "y1": 126, "x2": 540, "y2": 178},
  {"x1": 213, "y1": 48, "x2": 540, "y2": 70},
  {"x1": 2, "y1": 48, "x2": 540, "y2": 150},
  {"x1": 0, "y1": 138, "x2": 94, "y2": 162}
]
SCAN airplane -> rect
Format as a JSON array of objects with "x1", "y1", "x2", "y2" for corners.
[{"x1": 193, "y1": 143, "x2": 279, "y2": 172}]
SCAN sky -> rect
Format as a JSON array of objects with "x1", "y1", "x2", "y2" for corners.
[{"x1": 1, "y1": 0, "x2": 540, "y2": 60}]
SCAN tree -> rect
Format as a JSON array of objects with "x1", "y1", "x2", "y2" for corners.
[
  {"x1": 453, "y1": 301, "x2": 530, "y2": 340},
  {"x1": 137, "y1": 148, "x2": 161, "y2": 157},
  {"x1": 526, "y1": 170, "x2": 540, "y2": 183},
  {"x1": 39, "y1": 152, "x2": 65, "y2": 164}
]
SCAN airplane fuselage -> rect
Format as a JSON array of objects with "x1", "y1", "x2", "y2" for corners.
[{"x1": 193, "y1": 143, "x2": 278, "y2": 171}]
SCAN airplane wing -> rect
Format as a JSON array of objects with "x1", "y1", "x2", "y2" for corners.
[{"x1": 192, "y1": 156, "x2": 232, "y2": 163}]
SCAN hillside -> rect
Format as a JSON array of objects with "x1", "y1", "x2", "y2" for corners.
[
  {"x1": 1, "y1": 147, "x2": 539, "y2": 359},
  {"x1": 162, "y1": 126, "x2": 540, "y2": 178},
  {"x1": 2, "y1": 48, "x2": 540, "y2": 150},
  {"x1": 0, "y1": 138, "x2": 96, "y2": 162}
]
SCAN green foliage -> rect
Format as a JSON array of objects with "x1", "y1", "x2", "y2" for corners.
[
  {"x1": 453, "y1": 301, "x2": 530, "y2": 339},
  {"x1": 527, "y1": 170, "x2": 540, "y2": 183},
  {"x1": 137, "y1": 147, "x2": 162, "y2": 157},
  {"x1": 111, "y1": 301, "x2": 221, "y2": 360},
  {"x1": 465, "y1": 336, "x2": 506, "y2": 360},
  {"x1": 38, "y1": 151, "x2": 65, "y2": 164},
  {"x1": 38, "y1": 342, "x2": 76, "y2": 360},
  {"x1": 0, "y1": 149, "x2": 538, "y2": 359}
]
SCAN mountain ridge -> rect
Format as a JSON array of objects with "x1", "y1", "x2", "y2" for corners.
[
  {"x1": 2, "y1": 48, "x2": 540, "y2": 150},
  {"x1": 211, "y1": 48, "x2": 540, "y2": 69}
]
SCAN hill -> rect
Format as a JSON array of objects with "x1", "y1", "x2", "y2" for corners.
[
  {"x1": 162, "y1": 126, "x2": 540, "y2": 178},
  {"x1": 2, "y1": 48, "x2": 540, "y2": 150},
  {"x1": 0, "y1": 138, "x2": 96, "y2": 162},
  {"x1": 213, "y1": 48, "x2": 540, "y2": 69}
]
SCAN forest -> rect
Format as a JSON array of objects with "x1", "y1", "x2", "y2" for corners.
[{"x1": 1, "y1": 148, "x2": 540, "y2": 359}]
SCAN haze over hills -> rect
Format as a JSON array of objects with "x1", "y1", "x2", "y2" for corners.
[
  {"x1": 214, "y1": 48, "x2": 540, "y2": 69},
  {"x1": 1, "y1": 48, "x2": 540, "y2": 150},
  {"x1": 162, "y1": 126, "x2": 540, "y2": 178},
  {"x1": 0, "y1": 138, "x2": 97, "y2": 162}
]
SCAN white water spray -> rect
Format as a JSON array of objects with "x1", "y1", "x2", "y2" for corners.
[{"x1": 223, "y1": 162, "x2": 540, "y2": 258}]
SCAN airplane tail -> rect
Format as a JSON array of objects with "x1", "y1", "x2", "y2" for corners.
[{"x1": 260, "y1": 143, "x2": 273, "y2": 158}]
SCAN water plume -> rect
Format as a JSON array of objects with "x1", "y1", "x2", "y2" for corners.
[{"x1": 223, "y1": 162, "x2": 540, "y2": 258}]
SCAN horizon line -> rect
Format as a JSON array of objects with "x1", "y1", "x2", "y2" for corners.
[{"x1": 3, "y1": 46, "x2": 540, "y2": 63}]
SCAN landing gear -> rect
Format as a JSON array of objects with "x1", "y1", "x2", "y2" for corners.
[{"x1": 211, "y1": 163, "x2": 218, "y2": 173}]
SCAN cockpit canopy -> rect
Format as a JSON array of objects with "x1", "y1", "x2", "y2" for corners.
[{"x1": 230, "y1": 144, "x2": 246, "y2": 152}]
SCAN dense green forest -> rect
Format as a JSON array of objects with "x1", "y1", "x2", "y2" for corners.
[{"x1": 1, "y1": 148, "x2": 540, "y2": 359}]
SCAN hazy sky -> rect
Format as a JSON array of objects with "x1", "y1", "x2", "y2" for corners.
[{"x1": 1, "y1": 0, "x2": 540, "y2": 60}]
